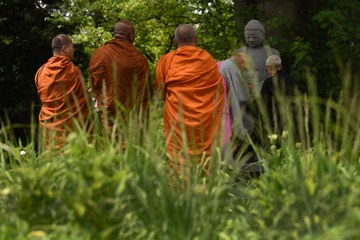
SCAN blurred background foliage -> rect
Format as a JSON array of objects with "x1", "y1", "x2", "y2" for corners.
[
  {"x1": 1, "y1": 1, "x2": 360, "y2": 239},
  {"x1": 0, "y1": 0, "x2": 360, "y2": 142}
]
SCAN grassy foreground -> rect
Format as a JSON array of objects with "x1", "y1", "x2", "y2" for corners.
[{"x1": 1, "y1": 73, "x2": 360, "y2": 240}]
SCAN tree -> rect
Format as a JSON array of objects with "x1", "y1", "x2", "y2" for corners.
[
  {"x1": 0, "y1": 1, "x2": 51, "y2": 124},
  {"x1": 0, "y1": 0, "x2": 77, "y2": 140},
  {"x1": 1, "y1": 0, "x2": 359, "y2": 142},
  {"x1": 232, "y1": 0, "x2": 360, "y2": 97},
  {"x1": 190, "y1": 0, "x2": 236, "y2": 60},
  {"x1": 47, "y1": 0, "x2": 236, "y2": 65}
]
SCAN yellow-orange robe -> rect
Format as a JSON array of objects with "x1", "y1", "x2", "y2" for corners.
[
  {"x1": 35, "y1": 55, "x2": 89, "y2": 149},
  {"x1": 155, "y1": 46, "x2": 224, "y2": 162},
  {"x1": 89, "y1": 39, "x2": 151, "y2": 126}
]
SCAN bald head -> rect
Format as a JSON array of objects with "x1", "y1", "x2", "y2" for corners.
[
  {"x1": 51, "y1": 34, "x2": 74, "y2": 60},
  {"x1": 51, "y1": 34, "x2": 72, "y2": 54},
  {"x1": 175, "y1": 24, "x2": 197, "y2": 47},
  {"x1": 113, "y1": 20, "x2": 135, "y2": 43}
]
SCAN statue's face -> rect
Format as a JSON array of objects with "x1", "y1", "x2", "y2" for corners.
[{"x1": 244, "y1": 30, "x2": 263, "y2": 47}]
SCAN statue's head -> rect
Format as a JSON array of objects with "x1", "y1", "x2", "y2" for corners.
[{"x1": 244, "y1": 19, "x2": 265, "y2": 48}]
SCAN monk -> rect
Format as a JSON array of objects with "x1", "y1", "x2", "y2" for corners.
[
  {"x1": 89, "y1": 20, "x2": 151, "y2": 131},
  {"x1": 155, "y1": 24, "x2": 224, "y2": 175},
  {"x1": 35, "y1": 34, "x2": 89, "y2": 150}
]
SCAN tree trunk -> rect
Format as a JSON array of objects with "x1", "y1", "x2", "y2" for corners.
[{"x1": 233, "y1": 0, "x2": 262, "y2": 41}]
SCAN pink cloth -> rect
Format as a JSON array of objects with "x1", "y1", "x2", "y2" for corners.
[{"x1": 217, "y1": 61, "x2": 231, "y2": 147}]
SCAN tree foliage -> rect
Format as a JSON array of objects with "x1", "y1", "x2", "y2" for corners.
[
  {"x1": 0, "y1": 0, "x2": 60, "y2": 130},
  {"x1": 41, "y1": 0, "x2": 360, "y2": 96},
  {"x1": 46, "y1": 0, "x2": 235, "y2": 63},
  {"x1": 311, "y1": 0, "x2": 360, "y2": 97},
  {"x1": 1, "y1": 0, "x2": 360, "y2": 139}
]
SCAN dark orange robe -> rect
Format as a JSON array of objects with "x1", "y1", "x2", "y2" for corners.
[
  {"x1": 155, "y1": 46, "x2": 224, "y2": 164},
  {"x1": 89, "y1": 39, "x2": 151, "y2": 127},
  {"x1": 35, "y1": 56, "x2": 89, "y2": 149}
]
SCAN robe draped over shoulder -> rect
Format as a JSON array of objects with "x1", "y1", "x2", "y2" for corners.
[
  {"x1": 155, "y1": 46, "x2": 224, "y2": 159},
  {"x1": 89, "y1": 39, "x2": 151, "y2": 124},
  {"x1": 35, "y1": 56, "x2": 89, "y2": 149}
]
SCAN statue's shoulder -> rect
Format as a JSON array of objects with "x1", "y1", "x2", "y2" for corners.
[
  {"x1": 264, "y1": 46, "x2": 280, "y2": 57},
  {"x1": 239, "y1": 46, "x2": 248, "y2": 53}
]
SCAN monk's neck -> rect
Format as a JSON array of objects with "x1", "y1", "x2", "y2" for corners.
[
  {"x1": 176, "y1": 43, "x2": 196, "y2": 47},
  {"x1": 114, "y1": 37, "x2": 133, "y2": 44},
  {"x1": 53, "y1": 54, "x2": 71, "y2": 61}
]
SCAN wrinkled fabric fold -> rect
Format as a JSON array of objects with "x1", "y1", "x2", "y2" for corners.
[
  {"x1": 89, "y1": 39, "x2": 151, "y2": 127},
  {"x1": 35, "y1": 56, "x2": 89, "y2": 149},
  {"x1": 156, "y1": 46, "x2": 224, "y2": 159}
]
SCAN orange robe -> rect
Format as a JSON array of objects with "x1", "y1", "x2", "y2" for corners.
[
  {"x1": 155, "y1": 46, "x2": 224, "y2": 163},
  {"x1": 89, "y1": 39, "x2": 151, "y2": 126},
  {"x1": 35, "y1": 56, "x2": 89, "y2": 149}
]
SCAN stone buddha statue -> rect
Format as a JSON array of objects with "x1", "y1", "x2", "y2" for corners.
[{"x1": 240, "y1": 19, "x2": 280, "y2": 92}]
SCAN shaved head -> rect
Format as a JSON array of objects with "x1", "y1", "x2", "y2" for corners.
[
  {"x1": 113, "y1": 20, "x2": 135, "y2": 43},
  {"x1": 175, "y1": 24, "x2": 197, "y2": 47},
  {"x1": 51, "y1": 34, "x2": 74, "y2": 60},
  {"x1": 51, "y1": 34, "x2": 72, "y2": 54}
]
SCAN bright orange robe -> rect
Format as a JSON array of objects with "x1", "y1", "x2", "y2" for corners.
[
  {"x1": 155, "y1": 46, "x2": 224, "y2": 163},
  {"x1": 35, "y1": 56, "x2": 89, "y2": 149},
  {"x1": 89, "y1": 39, "x2": 151, "y2": 127}
]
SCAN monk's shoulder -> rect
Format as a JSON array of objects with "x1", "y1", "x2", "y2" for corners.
[
  {"x1": 35, "y1": 63, "x2": 47, "y2": 86},
  {"x1": 157, "y1": 51, "x2": 175, "y2": 67},
  {"x1": 35, "y1": 63, "x2": 47, "y2": 76},
  {"x1": 89, "y1": 45, "x2": 113, "y2": 71},
  {"x1": 133, "y1": 47, "x2": 148, "y2": 62},
  {"x1": 65, "y1": 61, "x2": 82, "y2": 80},
  {"x1": 197, "y1": 48, "x2": 217, "y2": 61},
  {"x1": 160, "y1": 51, "x2": 175, "y2": 60},
  {"x1": 91, "y1": 45, "x2": 110, "y2": 60}
]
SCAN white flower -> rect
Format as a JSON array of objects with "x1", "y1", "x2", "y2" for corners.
[
  {"x1": 282, "y1": 130, "x2": 288, "y2": 138},
  {"x1": 20, "y1": 150, "x2": 26, "y2": 156},
  {"x1": 267, "y1": 134, "x2": 278, "y2": 141},
  {"x1": 0, "y1": 188, "x2": 10, "y2": 195}
]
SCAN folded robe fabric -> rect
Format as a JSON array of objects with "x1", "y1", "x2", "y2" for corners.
[
  {"x1": 216, "y1": 61, "x2": 231, "y2": 147},
  {"x1": 89, "y1": 39, "x2": 151, "y2": 125},
  {"x1": 155, "y1": 46, "x2": 224, "y2": 159},
  {"x1": 35, "y1": 55, "x2": 89, "y2": 149}
]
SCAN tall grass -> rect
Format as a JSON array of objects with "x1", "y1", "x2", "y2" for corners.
[{"x1": 1, "y1": 69, "x2": 360, "y2": 239}]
